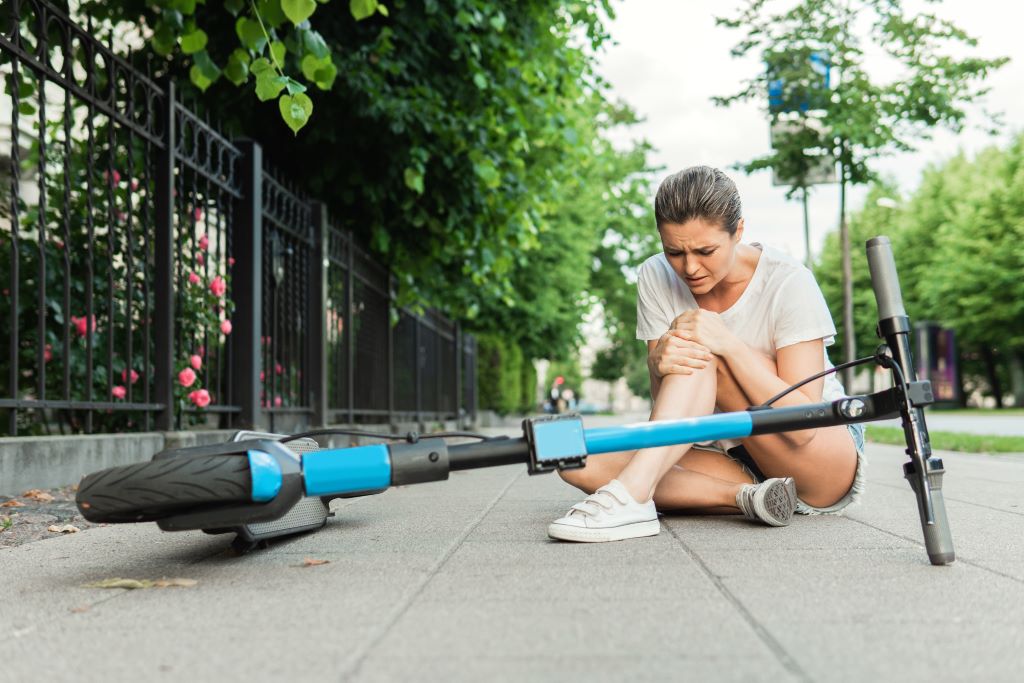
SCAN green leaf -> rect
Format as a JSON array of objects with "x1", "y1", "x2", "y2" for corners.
[
  {"x1": 169, "y1": 0, "x2": 197, "y2": 14},
  {"x1": 301, "y1": 29, "x2": 329, "y2": 59},
  {"x1": 474, "y1": 161, "x2": 500, "y2": 188},
  {"x1": 250, "y1": 57, "x2": 273, "y2": 75},
  {"x1": 180, "y1": 29, "x2": 208, "y2": 55},
  {"x1": 258, "y1": 0, "x2": 289, "y2": 28},
  {"x1": 255, "y1": 70, "x2": 288, "y2": 100},
  {"x1": 236, "y1": 17, "x2": 267, "y2": 52},
  {"x1": 313, "y1": 62, "x2": 337, "y2": 90},
  {"x1": 301, "y1": 54, "x2": 324, "y2": 80},
  {"x1": 472, "y1": 73, "x2": 488, "y2": 90},
  {"x1": 270, "y1": 40, "x2": 287, "y2": 67},
  {"x1": 152, "y1": 21, "x2": 177, "y2": 56},
  {"x1": 350, "y1": 0, "x2": 378, "y2": 21},
  {"x1": 224, "y1": 0, "x2": 245, "y2": 16},
  {"x1": 404, "y1": 167, "x2": 425, "y2": 194},
  {"x1": 224, "y1": 50, "x2": 251, "y2": 85},
  {"x1": 282, "y1": 0, "x2": 317, "y2": 25},
  {"x1": 378, "y1": 3, "x2": 389, "y2": 16},
  {"x1": 193, "y1": 50, "x2": 220, "y2": 78},
  {"x1": 285, "y1": 77, "x2": 307, "y2": 95},
  {"x1": 279, "y1": 92, "x2": 313, "y2": 134},
  {"x1": 489, "y1": 12, "x2": 506, "y2": 32}
]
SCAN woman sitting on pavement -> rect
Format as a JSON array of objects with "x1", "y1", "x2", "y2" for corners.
[{"x1": 549, "y1": 165, "x2": 866, "y2": 543}]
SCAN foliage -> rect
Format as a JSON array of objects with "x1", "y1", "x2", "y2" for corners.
[
  {"x1": 813, "y1": 181, "x2": 902, "y2": 364},
  {"x1": 87, "y1": 0, "x2": 652, "y2": 373},
  {"x1": 519, "y1": 357, "x2": 537, "y2": 413},
  {"x1": 715, "y1": 0, "x2": 1007, "y2": 190},
  {"x1": 80, "y1": 0, "x2": 388, "y2": 134},
  {"x1": 815, "y1": 134, "x2": 1024, "y2": 405},
  {"x1": 475, "y1": 333, "x2": 522, "y2": 415},
  {"x1": 0, "y1": 90, "x2": 234, "y2": 434}
]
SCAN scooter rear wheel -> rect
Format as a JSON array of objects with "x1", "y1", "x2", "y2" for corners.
[{"x1": 76, "y1": 455, "x2": 251, "y2": 523}]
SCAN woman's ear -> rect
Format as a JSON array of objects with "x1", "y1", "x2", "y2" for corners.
[{"x1": 733, "y1": 217, "x2": 745, "y2": 242}]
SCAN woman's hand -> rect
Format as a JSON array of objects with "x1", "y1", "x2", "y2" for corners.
[
  {"x1": 648, "y1": 330, "x2": 714, "y2": 379},
  {"x1": 671, "y1": 309, "x2": 739, "y2": 357}
]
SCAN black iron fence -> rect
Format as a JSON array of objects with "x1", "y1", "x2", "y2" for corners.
[{"x1": 0, "y1": 0, "x2": 476, "y2": 437}]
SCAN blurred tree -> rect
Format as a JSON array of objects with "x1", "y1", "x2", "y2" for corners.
[
  {"x1": 715, "y1": 0, "x2": 1007, "y2": 388},
  {"x1": 88, "y1": 0, "x2": 654, "y2": 381}
]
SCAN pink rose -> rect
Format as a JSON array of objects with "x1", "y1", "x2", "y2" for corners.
[
  {"x1": 190, "y1": 355, "x2": 202, "y2": 370},
  {"x1": 194, "y1": 207, "x2": 203, "y2": 222},
  {"x1": 54, "y1": 239, "x2": 64, "y2": 250},
  {"x1": 228, "y1": 257, "x2": 236, "y2": 266},
  {"x1": 190, "y1": 388, "x2": 211, "y2": 408},
  {"x1": 198, "y1": 345, "x2": 205, "y2": 357},
  {"x1": 117, "y1": 211, "x2": 127, "y2": 224},
  {"x1": 43, "y1": 344, "x2": 53, "y2": 363},
  {"x1": 260, "y1": 370, "x2": 265, "y2": 381},
  {"x1": 274, "y1": 396, "x2": 282, "y2": 407},
  {"x1": 188, "y1": 272, "x2": 200, "y2": 285},
  {"x1": 71, "y1": 315, "x2": 96, "y2": 337},
  {"x1": 198, "y1": 234, "x2": 209, "y2": 251},
  {"x1": 112, "y1": 385, "x2": 127, "y2": 399},
  {"x1": 130, "y1": 178, "x2": 139, "y2": 191},
  {"x1": 209, "y1": 276, "x2": 226, "y2": 298},
  {"x1": 178, "y1": 367, "x2": 196, "y2": 388},
  {"x1": 104, "y1": 169, "x2": 121, "y2": 185},
  {"x1": 220, "y1": 319, "x2": 232, "y2": 335},
  {"x1": 275, "y1": 363, "x2": 283, "y2": 376},
  {"x1": 121, "y1": 368, "x2": 139, "y2": 384},
  {"x1": 196, "y1": 252, "x2": 205, "y2": 266}
]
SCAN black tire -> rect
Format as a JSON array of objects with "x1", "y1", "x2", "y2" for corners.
[{"x1": 76, "y1": 455, "x2": 252, "y2": 523}]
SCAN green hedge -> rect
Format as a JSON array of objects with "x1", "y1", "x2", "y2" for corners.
[
  {"x1": 476, "y1": 334, "x2": 523, "y2": 415},
  {"x1": 520, "y1": 358, "x2": 538, "y2": 413}
]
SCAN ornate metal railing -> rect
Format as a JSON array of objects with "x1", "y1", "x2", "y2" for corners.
[{"x1": 0, "y1": 0, "x2": 476, "y2": 436}]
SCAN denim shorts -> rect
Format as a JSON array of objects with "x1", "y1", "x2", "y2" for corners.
[{"x1": 697, "y1": 423, "x2": 867, "y2": 515}]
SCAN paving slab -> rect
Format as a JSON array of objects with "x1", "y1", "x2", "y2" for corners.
[{"x1": 2, "y1": 424, "x2": 1024, "y2": 682}]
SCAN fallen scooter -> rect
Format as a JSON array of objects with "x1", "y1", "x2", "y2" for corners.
[{"x1": 76, "y1": 237, "x2": 954, "y2": 565}]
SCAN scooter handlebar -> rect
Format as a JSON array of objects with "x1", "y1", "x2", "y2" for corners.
[{"x1": 866, "y1": 236, "x2": 907, "y2": 321}]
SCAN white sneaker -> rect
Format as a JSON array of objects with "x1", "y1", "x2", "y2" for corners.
[
  {"x1": 735, "y1": 477, "x2": 798, "y2": 527},
  {"x1": 547, "y1": 479, "x2": 660, "y2": 543}
]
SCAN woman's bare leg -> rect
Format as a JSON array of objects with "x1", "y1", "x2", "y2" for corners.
[{"x1": 715, "y1": 353, "x2": 858, "y2": 508}]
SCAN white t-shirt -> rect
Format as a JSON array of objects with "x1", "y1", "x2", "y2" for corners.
[{"x1": 635, "y1": 242, "x2": 848, "y2": 404}]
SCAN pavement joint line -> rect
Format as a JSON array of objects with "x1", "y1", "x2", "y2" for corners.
[
  {"x1": 663, "y1": 522, "x2": 812, "y2": 683},
  {"x1": 866, "y1": 479, "x2": 1024, "y2": 519},
  {"x1": 339, "y1": 467, "x2": 525, "y2": 682},
  {"x1": 841, "y1": 515, "x2": 1024, "y2": 585}
]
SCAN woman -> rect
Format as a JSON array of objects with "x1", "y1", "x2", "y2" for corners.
[{"x1": 549, "y1": 166, "x2": 866, "y2": 543}]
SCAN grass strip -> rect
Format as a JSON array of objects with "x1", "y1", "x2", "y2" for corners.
[{"x1": 866, "y1": 426, "x2": 1024, "y2": 454}]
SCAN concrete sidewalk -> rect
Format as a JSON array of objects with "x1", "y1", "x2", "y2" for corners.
[{"x1": 3, "y1": 422, "x2": 1024, "y2": 681}]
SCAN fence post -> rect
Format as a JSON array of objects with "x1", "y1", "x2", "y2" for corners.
[
  {"x1": 346, "y1": 234, "x2": 355, "y2": 424},
  {"x1": 154, "y1": 81, "x2": 176, "y2": 431},
  {"x1": 415, "y1": 318, "x2": 422, "y2": 428},
  {"x1": 232, "y1": 139, "x2": 264, "y2": 429},
  {"x1": 454, "y1": 322, "x2": 462, "y2": 425},
  {"x1": 388, "y1": 276, "x2": 396, "y2": 427},
  {"x1": 309, "y1": 202, "x2": 329, "y2": 427}
]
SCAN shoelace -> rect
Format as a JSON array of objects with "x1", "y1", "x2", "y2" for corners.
[{"x1": 569, "y1": 488, "x2": 623, "y2": 517}]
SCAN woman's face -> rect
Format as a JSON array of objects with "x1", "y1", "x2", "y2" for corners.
[{"x1": 658, "y1": 217, "x2": 743, "y2": 295}]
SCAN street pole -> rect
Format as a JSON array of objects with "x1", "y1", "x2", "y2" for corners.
[
  {"x1": 839, "y1": 160, "x2": 855, "y2": 391},
  {"x1": 802, "y1": 186, "x2": 811, "y2": 268}
]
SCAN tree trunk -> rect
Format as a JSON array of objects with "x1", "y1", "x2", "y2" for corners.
[
  {"x1": 1010, "y1": 351, "x2": 1024, "y2": 407},
  {"x1": 981, "y1": 346, "x2": 1004, "y2": 409},
  {"x1": 839, "y1": 160, "x2": 855, "y2": 391}
]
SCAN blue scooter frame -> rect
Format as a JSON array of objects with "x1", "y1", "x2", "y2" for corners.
[{"x1": 76, "y1": 237, "x2": 954, "y2": 565}]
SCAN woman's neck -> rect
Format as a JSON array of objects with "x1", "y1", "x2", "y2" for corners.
[{"x1": 695, "y1": 243, "x2": 761, "y2": 311}]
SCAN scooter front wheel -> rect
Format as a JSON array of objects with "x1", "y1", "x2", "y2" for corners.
[{"x1": 76, "y1": 455, "x2": 252, "y2": 524}]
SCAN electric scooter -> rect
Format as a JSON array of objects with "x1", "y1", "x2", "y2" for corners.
[{"x1": 75, "y1": 237, "x2": 954, "y2": 565}]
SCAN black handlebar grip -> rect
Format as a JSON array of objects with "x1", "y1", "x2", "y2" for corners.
[{"x1": 865, "y1": 236, "x2": 907, "y2": 320}]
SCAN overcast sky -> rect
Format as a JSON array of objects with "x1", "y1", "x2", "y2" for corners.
[{"x1": 596, "y1": 0, "x2": 1024, "y2": 262}]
